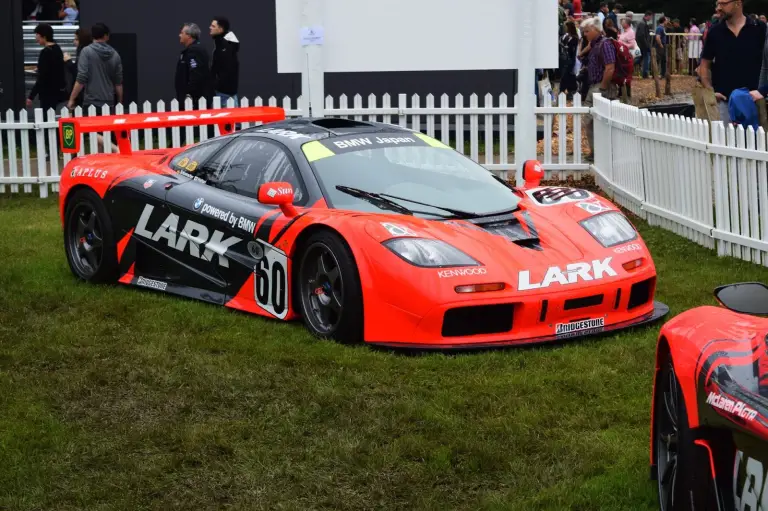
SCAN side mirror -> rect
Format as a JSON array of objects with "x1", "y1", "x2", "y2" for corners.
[
  {"x1": 258, "y1": 182, "x2": 298, "y2": 217},
  {"x1": 714, "y1": 282, "x2": 768, "y2": 315},
  {"x1": 522, "y1": 160, "x2": 544, "y2": 188}
]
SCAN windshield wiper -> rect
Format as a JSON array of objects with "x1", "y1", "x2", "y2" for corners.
[
  {"x1": 334, "y1": 186, "x2": 518, "y2": 220},
  {"x1": 335, "y1": 186, "x2": 415, "y2": 216}
]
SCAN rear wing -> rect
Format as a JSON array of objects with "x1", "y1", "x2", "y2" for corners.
[{"x1": 58, "y1": 106, "x2": 286, "y2": 155}]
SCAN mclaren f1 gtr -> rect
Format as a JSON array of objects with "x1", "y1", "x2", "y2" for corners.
[
  {"x1": 57, "y1": 106, "x2": 668, "y2": 349},
  {"x1": 651, "y1": 282, "x2": 768, "y2": 510}
]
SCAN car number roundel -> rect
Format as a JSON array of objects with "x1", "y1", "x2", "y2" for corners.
[{"x1": 254, "y1": 241, "x2": 289, "y2": 319}]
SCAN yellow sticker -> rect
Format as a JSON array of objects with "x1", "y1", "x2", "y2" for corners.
[
  {"x1": 302, "y1": 140, "x2": 336, "y2": 162},
  {"x1": 414, "y1": 132, "x2": 451, "y2": 149},
  {"x1": 178, "y1": 157, "x2": 190, "y2": 168},
  {"x1": 186, "y1": 161, "x2": 198, "y2": 172}
]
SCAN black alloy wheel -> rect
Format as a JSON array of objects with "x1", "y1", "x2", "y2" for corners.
[
  {"x1": 656, "y1": 357, "x2": 681, "y2": 511},
  {"x1": 297, "y1": 230, "x2": 363, "y2": 344},
  {"x1": 64, "y1": 188, "x2": 118, "y2": 283}
]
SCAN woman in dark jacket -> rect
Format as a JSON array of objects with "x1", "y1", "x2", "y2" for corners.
[
  {"x1": 63, "y1": 27, "x2": 92, "y2": 108},
  {"x1": 559, "y1": 21, "x2": 580, "y2": 99}
]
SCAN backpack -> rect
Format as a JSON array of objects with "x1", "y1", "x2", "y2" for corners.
[{"x1": 600, "y1": 38, "x2": 634, "y2": 86}]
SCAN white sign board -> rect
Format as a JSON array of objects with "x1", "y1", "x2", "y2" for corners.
[
  {"x1": 276, "y1": 0, "x2": 558, "y2": 73},
  {"x1": 300, "y1": 26, "x2": 325, "y2": 46}
]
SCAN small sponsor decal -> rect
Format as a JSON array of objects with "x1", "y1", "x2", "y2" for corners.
[
  {"x1": 143, "y1": 179, "x2": 156, "y2": 189},
  {"x1": 518, "y1": 257, "x2": 618, "y2": 291},
  {"x1": 577, "y1": 198, "x2": 612, "y2": 215},
  {"x1": 555, "y1": 317, "x2": 605, "y2": 336},
  {"x1": 706, "y1": 391, "x2": 758, "y2": 421},
  {"x1": 381, "y1": 222, "x2": 417, "y2": 237},
  {"x1": 136, "y1": 276, "x2": 168, "y2": 291},
  {"x1": 199, "y1": 203, "x2": 257, "y2": 233},
  {"x1": 614, "y1": 243, "x2": 642, "y2": 254},
  {"x1": 438, "y1": 267, "x2": 487, "y2": 278},
  {"x1": 254, "y1": 127, "x2": 311, "y2": 140},
  {"x1": 525, "y1": 187, "x2": 592, "y2": 206},
  {"x1": 62, "y1": 122, "x2": 76, "y2": 150},
  {"x1": 70, "y1": 166, "x2": 109, "y2": 179},
  {"x1": 194, "y1": 197, "x2": 205, "y2": 210}
]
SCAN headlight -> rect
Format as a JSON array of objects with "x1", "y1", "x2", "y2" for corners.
[
  {"x1": 383, "y1": 238, "x2": 480, "y2": 267},
  {"x1": 580, "y1": 212, "x2": 637, "y2": 248}
]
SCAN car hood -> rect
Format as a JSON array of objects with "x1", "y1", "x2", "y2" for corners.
[{"x1": 356, "y1": 199, "x2": 635, "y2": 292}]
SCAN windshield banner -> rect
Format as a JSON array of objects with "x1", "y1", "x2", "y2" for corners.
[{"x1": 302, "y1": 132, "x2": 450, "y2": 161}]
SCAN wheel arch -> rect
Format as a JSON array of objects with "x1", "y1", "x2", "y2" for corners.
[
  {"x1": 650, "y1": 334, "x2": 671, "y2": 477},
  {"x1": 288, "y1": 222, "x2": 372, "y2": 318},
  {"x1": 61, "y1": 184, "x2": 100, "y2": 227}
]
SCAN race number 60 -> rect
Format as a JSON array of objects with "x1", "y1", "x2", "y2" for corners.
[{"x1": 254, "y1": 241, "x2": 289, "y2": 319}]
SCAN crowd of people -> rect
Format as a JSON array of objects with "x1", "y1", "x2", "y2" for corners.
[
  {"x1": 26, "y1": 18, "x2": 241, "y2": 117},
  {"x1": 558, "y1": 0, "x2": 768, "y2": 155}
]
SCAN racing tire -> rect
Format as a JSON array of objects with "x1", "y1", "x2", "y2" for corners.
[
  {"x1": 654, "y1": 353, "x2": 713, "y2": 511},
  {"x1": 296, "y1": 230, "x2": 364, "y2": 344},
  {"x1": 63, "y1": 188, "x2": 119, "y2": 284}
]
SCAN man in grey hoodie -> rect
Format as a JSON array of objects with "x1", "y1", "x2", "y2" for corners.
[{"x1": 66, "y1": 22, "x2": 123, "y2": 112}]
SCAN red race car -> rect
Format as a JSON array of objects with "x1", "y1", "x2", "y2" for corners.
[
  {"x1": 57, "y1": 106, "x2": 668, "y2": 349},
  {"x1": 650, "y1": 282, "x2": 768, "y2": 510}
]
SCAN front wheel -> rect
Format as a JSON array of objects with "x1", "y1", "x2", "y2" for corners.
[
  {"x1": 655, "y1": 353, "x2": 715, "y2": 511},
  {"x1": 297, "y1": 230, "x2": 364, "y2": 344},
  {"x1": 63, "y1": 188, "x2": 118, "y2": 283}
]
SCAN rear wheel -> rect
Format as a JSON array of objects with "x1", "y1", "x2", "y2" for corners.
[
  {"x1": 297, "y1": 230, "x2": 364, "y2": 344},
  {"x1": 63, "y1": 188, "x2": 118, "y2": 283}
]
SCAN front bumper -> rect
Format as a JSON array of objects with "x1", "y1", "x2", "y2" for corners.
[{"x1": 367, "y1": 301, "x2": 669, "y2": 352}]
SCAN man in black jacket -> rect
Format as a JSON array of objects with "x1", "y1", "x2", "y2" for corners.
[
  {"x1": 27, "y1": 23, "x2": 67, "y2": 112},
  {"x1": 175, "y1": 23, "x2": 212, "y2": 107},
  {"x1": 635, "y1": 11, "x2": 654, "y2": 79},
  {"x1": 209, "y1": 16, "x2": 240, "y2": 106}
]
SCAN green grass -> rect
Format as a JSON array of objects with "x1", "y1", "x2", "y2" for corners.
[{"x1": 2, "y1": 195, "x2": 768, "y2": 510}]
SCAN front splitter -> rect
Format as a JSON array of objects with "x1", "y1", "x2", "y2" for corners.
[{"x1": 367, "y1": 301, "x2": 670, "y2": 352}]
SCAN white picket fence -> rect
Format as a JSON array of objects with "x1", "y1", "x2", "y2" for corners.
[
  {"x1": 592, "y1": 93, "x2": 768, "y2": 265},
  {"x1": 0, "y1": 92, "x2": 592, "y2": 198}
]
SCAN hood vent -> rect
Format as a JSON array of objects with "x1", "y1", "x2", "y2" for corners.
[{"x1": 473, "y1": 211, "x2": 541, "y2": 250}]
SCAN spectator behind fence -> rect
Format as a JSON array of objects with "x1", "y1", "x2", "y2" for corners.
[
  {"x1": 210, "y1": 16, "x2": 240, "y2": 106},
  {"x1": 698, "y1": 0, "x2": 767, "y2": 124},
  {"x1": 63, "y1": 28, "x2": 92, "y2": 108},
  {"x1": 636, "y1": 11, "x2": 653, "y2": 78},
  {"x1": 27, "y1": 23, "x2": 67, "y2": 113},
  {"x1": 655, "y1": 16, "x2": 669, "y2": 77},
  {"x1": 687, "y1": 19, "x2": 701, "y2": 76},
  {"x1": 67, "y1": 22, "x2": 124, "y2": 112},
  {"x1": 581, "y1": 16, "x2": 618, "y2": 157},
  {"x1": 559, "y1": 20, "x2": 580, "y2": 98},
  {"x1": 175, "y1": 23, "x2": 213, "y2": 106}
]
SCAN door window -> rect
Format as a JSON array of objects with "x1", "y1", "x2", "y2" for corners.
[{"x1": 202, "y1": 137, "x2": 306, "y2": 203}]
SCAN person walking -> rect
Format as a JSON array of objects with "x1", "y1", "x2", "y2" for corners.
[
  {"x1": 66, "y1": 22, "x2": 124, "y2": 112},
  {"x1": 175, "y1": 23, "x2": 212, "y2": 107},
  {"x1": 63, "y1": 27, "x2": 92, "y2": 108},
  {"x1": 26, "y1": 23, "x2": 68, "y2": 113},
  {"x1": 209, "y1": 16, "x2": 240, "y2": 106}
]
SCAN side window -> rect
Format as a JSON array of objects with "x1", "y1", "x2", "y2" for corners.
[
  {"x1": 203, "y1": 138, "x2": 305, "y2": 203},
  {"x1": 169, "y1": 139, "x2": 229, "y2": 176}
]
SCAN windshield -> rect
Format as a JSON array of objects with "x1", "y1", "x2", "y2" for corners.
[{"x1": 302, "y1": 133, "x2": 521, "y2": 218}]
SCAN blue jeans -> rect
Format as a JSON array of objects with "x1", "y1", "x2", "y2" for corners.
[
  {"x1": 215, "y1": 92, "x2": 239, "y2": 107},
  {"x1": 641, "y1": 50, "x2": 651, "y2": 78}
]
